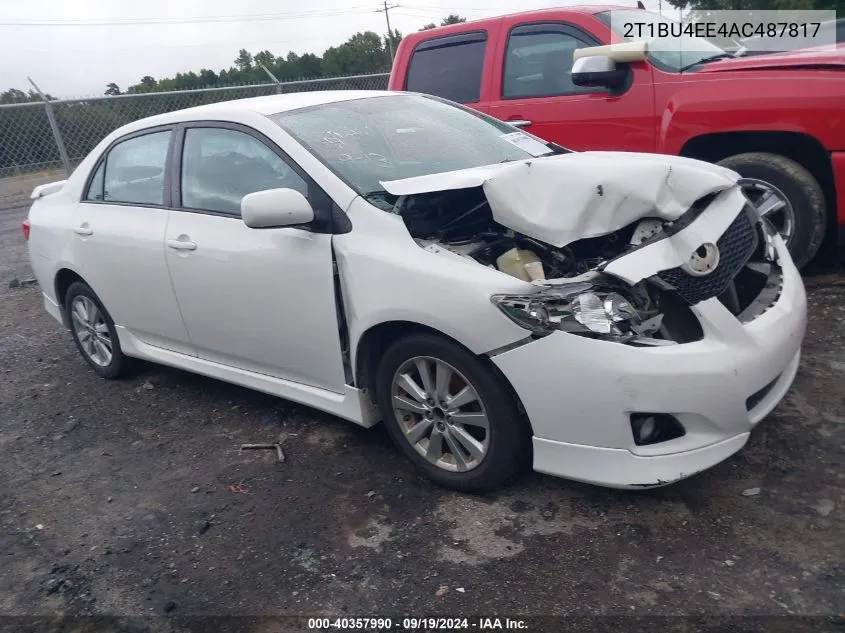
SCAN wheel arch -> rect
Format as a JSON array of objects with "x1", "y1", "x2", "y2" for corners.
[
  {"x1": 679, "y1": 130, "x2": 836, "y2": 242},
  {"x1": 353, "y1": 320, "x2": 533, "y2": 433},
  {"x1": 54, "y1": 267, "x2": 88, "y2": 327}
]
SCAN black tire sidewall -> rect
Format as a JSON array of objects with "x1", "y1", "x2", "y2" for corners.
[
  {"x1": 65, "y1": 282, "x2": 126, "y2": 379},
  {"x1": 718, "y1": 153, "x2": 826, "y2": 269},
  {"x1": 374, "y1": 333, "x2": 529, "y2": 492}
]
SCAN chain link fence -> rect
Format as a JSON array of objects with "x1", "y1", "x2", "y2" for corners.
[{"x1": 0, "y1": 73, "x2": 390, "y2": 180}]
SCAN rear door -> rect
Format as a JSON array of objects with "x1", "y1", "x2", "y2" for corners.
[
  {"x1": 486, "y1": 18, "x2": 656, "y2": 152},
  {"x1": 72, "y1": 127, "x2": 194, "y2": 355},
  {"x1": 402, "y1": 30, "x2": 493, "y2": 114}
]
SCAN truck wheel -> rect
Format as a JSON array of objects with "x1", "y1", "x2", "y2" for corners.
[
  {"x1": 717, "y1": 152, "x2": 825, "y2": 269},
  {"x1": 374, "y1": 332, "x2": 530, "y2": 492}
]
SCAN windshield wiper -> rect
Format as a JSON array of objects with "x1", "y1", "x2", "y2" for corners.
[{"x1": 679, "y1": 53, "x2": 735, "y2": 72}]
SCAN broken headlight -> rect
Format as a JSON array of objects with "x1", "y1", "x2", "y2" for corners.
[{"x1": 491, "y1": 282, "x2": 656, "y2": 341}]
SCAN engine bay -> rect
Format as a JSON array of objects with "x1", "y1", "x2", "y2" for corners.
[
  {"x1": 393, "y1": 186, "x2": 646, "y2": 282},
  {"x1": 381, "y1": 185, "x2": 780, "y2": 346}
]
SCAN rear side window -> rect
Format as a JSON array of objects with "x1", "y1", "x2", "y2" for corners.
[
  {"x1": 85, "y1": 131, "x2": 171, "y2": 205},
  {"x1": 405, "y1": 32, "x2": 487, "y2": 103}
]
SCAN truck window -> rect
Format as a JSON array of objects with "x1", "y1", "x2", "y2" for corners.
[
  {"x1": 503, "y1": 25, "x2": 597, "y2": 99},
  {"x1": 405, "y1": 32, "x2": 487, "y2": 104}
]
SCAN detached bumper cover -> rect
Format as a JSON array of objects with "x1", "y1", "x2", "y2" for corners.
[{"x1": 491, "y1": 237, "x2": 806, "y2": 489}]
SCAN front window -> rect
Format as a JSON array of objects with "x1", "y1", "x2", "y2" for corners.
[
  {"x1": 597, "y1": 10, "x2": 727, "y2": 72},
  {"x1": 270, "y1": 94, "x2": 556, "y2": 201},
  {"x1": 180, "y1": 127, "x2": 308, "y2": 216}
]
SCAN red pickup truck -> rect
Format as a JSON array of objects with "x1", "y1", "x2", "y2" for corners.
[{"x1": 388, "y1": 6, "x2": 845, "y2": 268}]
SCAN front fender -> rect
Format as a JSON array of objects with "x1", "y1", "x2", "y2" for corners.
[
  {"x1": 334, "y1": 198, "x2": 534, "y2": 375},
  {"x1": 655, "y1": 74, "x2": 842, "y2": 155}
]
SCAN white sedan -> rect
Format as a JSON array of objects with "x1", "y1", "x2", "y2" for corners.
[{"x1": 24, "y1": 90, "x2": 806, "y2": 491}]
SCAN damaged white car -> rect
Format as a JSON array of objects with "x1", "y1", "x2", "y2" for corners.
[{"x1": 25, "y1": 91, "x2": 807, "y2": 491}]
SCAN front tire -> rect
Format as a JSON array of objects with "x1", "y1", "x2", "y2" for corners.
[
  {"x1": 65, "y1": 281, "x2": 130, "y2": 379},
  {"x1": 717, "y1": 152, "x2": 826, "y2": 269},
  {"x1": 374, "y1": 333, "x2": 530, "y2": 492}
]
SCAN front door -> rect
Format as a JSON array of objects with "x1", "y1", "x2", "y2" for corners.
[
  {"x1": 164, "y1": 123, "x2": 346, "y2": 393},
  {"x1": 487, "y1": 20, "x2": 656, "y2": 152},
  {"x1": 72, "y1": 127, "x2": 194, "y2": 355}
]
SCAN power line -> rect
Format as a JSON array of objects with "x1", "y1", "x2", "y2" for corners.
[{"x1": 0, "y1": 7, "x2": 375, "y2": 27}]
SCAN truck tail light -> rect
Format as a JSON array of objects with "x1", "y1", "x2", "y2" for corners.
[{"x1": 22, "y1": 219, "x2": 31, "y2": 241}]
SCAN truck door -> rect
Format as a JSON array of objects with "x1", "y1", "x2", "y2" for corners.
[{"x1": 486, "y1": 18, "x2": 656, "y2": 152}]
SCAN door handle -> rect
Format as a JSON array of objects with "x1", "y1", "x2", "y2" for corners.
[
  {"x1": 166, "y1": 238, "x2": 197, "y2": 251},
  {"x1": 508, "y1": 119, "x2": 532, "y2": 128},
  {"x1": 74, "y1": 224, "x2": 93, "y2": 236}
]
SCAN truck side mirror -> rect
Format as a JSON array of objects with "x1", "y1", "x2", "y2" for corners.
[{"x1": 571, "y1": 55, "x2": 630, "y2": 91}]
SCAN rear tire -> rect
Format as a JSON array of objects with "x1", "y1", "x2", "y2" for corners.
[
  {"x1": 717, "y1": 152, "x2": 826, "y2": 269},
  {"x1": 374, "y1": 332, "x2": 530, "y2": 492},
  {"x1": 65, "y1": 281, "x2": 130, "y2": 379}
]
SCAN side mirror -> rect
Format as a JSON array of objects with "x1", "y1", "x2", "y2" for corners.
[
  {"x1": 241, "y1": 188, "x2": 314, "y2": 229},
  {"x1": 571, "y1": 55, "x2": 630, "y2": 91}
]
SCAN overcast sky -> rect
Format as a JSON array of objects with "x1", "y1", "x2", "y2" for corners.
[{"x1": 0, "y1": 0, "x2": 664, "y2": 98}]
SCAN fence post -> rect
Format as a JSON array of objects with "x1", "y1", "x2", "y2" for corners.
[
  {"x1": 259, "y1": 64, "x2": 284, "y2": 95},
  {"x1": 27, "y1": 77, "x2": 71, "y2": 176}
]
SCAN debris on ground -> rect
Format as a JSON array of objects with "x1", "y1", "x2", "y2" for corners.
[
  {"x1": 456, "y1": 587, "x2": 466, "y2": 593},
  {"x1": 435, "y1": 585, "x2": 449, "y2": 597},
  {"x1": 8, "y1": 277, "x2": 37, "y2": 289},
  {"x1": 240, "y1": 441, "x2": 285, "y2": 462},
  {"x1": 367, "y1": 491, "x2": 376, "y2": 498},
  {"x1": 742, "y1": 487, "x2": 761, "y2": 497},
  {"x1": 228, "y1": 482, "x2": 251, "y2": 494},
  {"x1": 191, "y1": 486, "x2": 200, "y2": 493},
  {"x1": 142, "y1": 382, "x2": 154, "y2": 390}
]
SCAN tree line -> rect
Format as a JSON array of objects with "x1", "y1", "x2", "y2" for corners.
[{"x1": 1, "y1": 14, "x2": 466, "y2": 104}]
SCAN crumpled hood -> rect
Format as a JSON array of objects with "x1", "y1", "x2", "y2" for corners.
[{"x1": 381, "y1": 151, "x2": 741, "y2": 248}]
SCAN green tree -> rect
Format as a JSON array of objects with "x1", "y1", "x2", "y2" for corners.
[
  {"x1": 441, "y1": 14, "x2": 467, "y2": 25},
  {"x1": 235, "y1": 49, "x2": 253, "y2": 72},
  {"x1": 420, "y1": 14, "x2": 467, "y2": 31},
  {"x1": 666, "y1": 0, "x2": 841, "y2": 14},
  {"x1": 253, "y1": 50, "x2": 276, "y2": 72},
  {"x1": 322, "y1": 31, "x2": 390, "y2": 75},
  {"x1": 104, "y1": 82, "x2": 121, "y2": 96}
]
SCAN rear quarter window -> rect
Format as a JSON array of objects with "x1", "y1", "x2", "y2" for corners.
[{"x1": 405, "y1": 32, "x2": 487, "y2": 104}]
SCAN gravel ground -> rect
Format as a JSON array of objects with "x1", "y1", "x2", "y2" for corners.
[{"x1": 1, "y1": 189, "x2": 844, "y2": 633}]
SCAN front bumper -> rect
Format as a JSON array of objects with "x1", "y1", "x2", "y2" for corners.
[{"x1": 491, "y1": 236, "x2": 806, "y2": 489}]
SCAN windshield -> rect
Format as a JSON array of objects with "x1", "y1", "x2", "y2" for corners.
[
  {"x1": 597, "y1": 10, "x2": 727, "y2": 72},
  {"x1": 269, "y1": 94, "x2": 556, "y2": 198}
]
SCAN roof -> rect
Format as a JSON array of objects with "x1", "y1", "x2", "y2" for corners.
[
  {"x1": 117, "y1": 90, "x2": 399, "y2": 133},
  {"x1": 178, "y1": 89, "x2": 397, "y2": 116},
  {"x1": 400, "y1": 4, "x2": 633, "y2": 37}
]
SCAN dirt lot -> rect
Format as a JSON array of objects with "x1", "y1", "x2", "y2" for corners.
[{"x1": 1, "y1": 188, "x2": 844, "y2": 633}]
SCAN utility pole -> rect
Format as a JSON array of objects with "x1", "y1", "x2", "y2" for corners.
[{"x1": 376, "y1": 1, "x2": 399, "y2": 62}]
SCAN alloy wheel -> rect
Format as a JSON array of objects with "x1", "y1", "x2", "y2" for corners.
[
  {"x1": 390, "y1": 356, "x2": 490, "y2": 473},
  {"x1": 740, "y1": 177, "x2": 795, "y2": 246},
  {"x1": 70, "y1": 295, "x2": 113, "y2": 367}
]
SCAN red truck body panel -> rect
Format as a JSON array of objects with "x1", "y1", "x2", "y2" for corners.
[{"x1": 389, "y1": 7, "x2": 845, "y2": 249}]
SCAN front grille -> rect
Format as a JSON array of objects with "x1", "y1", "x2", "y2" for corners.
[{"x1": 657, "y1": 211, "x2": 758, "y2": 305}]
